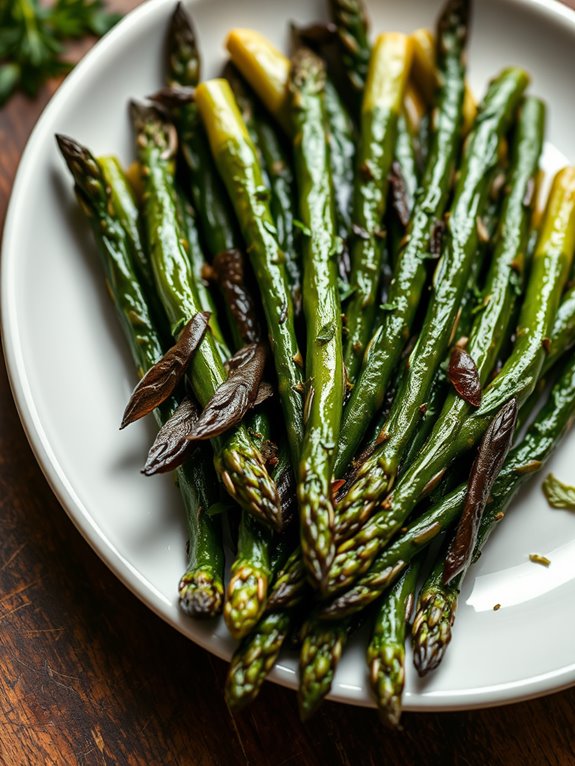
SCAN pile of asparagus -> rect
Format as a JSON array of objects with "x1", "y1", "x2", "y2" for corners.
[{"x1": 57, "y1": 0, "x2": 575, "y2": 725}]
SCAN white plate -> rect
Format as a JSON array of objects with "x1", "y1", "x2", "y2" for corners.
[{"x1": 3, "y1": 0, "x2": 575, "y2": 712}]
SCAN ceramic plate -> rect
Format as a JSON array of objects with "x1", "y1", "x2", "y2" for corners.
[{"x1": 3, "y1": 0, "x2": 575, "y2": 711}]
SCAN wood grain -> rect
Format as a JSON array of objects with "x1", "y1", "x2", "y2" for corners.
[{"x1": 2, "y1": 2, "x2": 575, "y2": 764}]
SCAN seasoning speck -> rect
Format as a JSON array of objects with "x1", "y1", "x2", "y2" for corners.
[{"x1": 529, "y1": 553, "x2": 551, "y2": 567}]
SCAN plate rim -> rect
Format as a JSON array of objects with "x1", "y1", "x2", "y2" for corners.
[{"x1": 2, "y1": 0, "x2": 575, "y2": 713}]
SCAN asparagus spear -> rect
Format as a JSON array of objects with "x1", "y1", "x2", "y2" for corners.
[
  {"x1": 324, "y1": 166, "x2": 575, "y2": 600},
  {"x1": 97, "y1": 155, "x2": 154, "y2": 297},
  {"x1": 177, "y1": 432, "x2": 226, "y2": 617},
  {"x1": 327, "y1": 0, "x2": 370, "y2": 104},
  {"x1": 265, "y1": 263, "x2": 574, "y2": 621},
  {"x1": 175, "y1": 193, "x2": 228, "y2": 348},
  {"x1": 224, "y1": 512, "x2": 272, "y2": 639},
  {"x1": 56, "y1": 135, "x2": 224, "y2": 616},
  {"x1": 225, "y1": 28, "x2": 292, "y2": 132},
  {"x1": 410, "y1": 25, "x2": 477, "y2": 135},
  {"x1": 367, "y1": 558, "x2": 421, "y2": 727},
  {"x1": 343, "y1": 32, "x2": 413, "y2": 384},
  {"x1": 334, "y1": 0, "x2": 472, "y2": 474},
  {"x1": 225, "y1": 28, "x2": 356, "y2": 264},
  {"x1": 403, "y1": 179, "x2": 503, "y2": 466},
  {"x1": 319, "y1": 487, "x2": 465, "y2": 620},
  {"x1": 390, "y1": 114, "x2": 419, "y2": 231},
  {"x1": 224, "y1": 63, "x2": 301, "y2": 316},
  {"x1": 166, "y1": 2, "x2": 200, "y2": 88},
  {"x1": 324, "y1": 80, "x2": 356, "y2": 265},
  {"x1": 323, "y1": 0, "x2": 419, "y2": 264},
  {"x1": 195, "y1": 79, "x2": 304, "y2": 467},
  {"x1": 289, "y1": 48, "x2": 344, "y2": 586},
  {"x1": 162, "y1": 7, "x2": 247, "y2": 339},
  {"x1": 129, "y1": 102, "x2": 281, "y2": 528},
  {"x1": 545, "y1": 282, "x2": 575, "y2": 369},
  {"x1": 412, "y1": 350, "x2": 575, "y2": 674},
  {"x1": 336, "y1": 94, "x2": 544, "y2": 540}
]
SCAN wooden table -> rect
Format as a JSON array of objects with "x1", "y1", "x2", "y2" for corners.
[{"x1": 2, "y1": 2, "x2": 575, "y2": 763}]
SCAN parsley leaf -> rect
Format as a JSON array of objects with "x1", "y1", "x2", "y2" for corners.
[
  {"x1": 542, "y1": 473, "x2": 575, "y2": 510},
  {"x1": 0, "y1": 0, "x2": 121, "y2": 107}
]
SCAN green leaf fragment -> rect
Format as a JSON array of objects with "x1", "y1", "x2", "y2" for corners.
[
  {"x1": 542, "y1": 473, "x2": 575, "y2": 510},
  {"x1": 0, "y1": 62, "x2": 20, "y2": 105},
  {"x1": 293, "y1": 219, "x2": 312, "y2": 237},
  {"x1": 317, "y1": 322, "x2": 335, "y2": 344},
  {"x1": 0, "y1": 0, "x2": 121, "y2": 106}
]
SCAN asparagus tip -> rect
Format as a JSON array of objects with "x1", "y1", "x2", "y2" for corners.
[
  {"x1": 179, "y1": 569, "x2": 224, "y2": 618},
  {"x1": 411, "y1": 589, "x2": 457, "y2": 676},
  {"x1": 223, "y1": 566, "x2": 269, "y2": 640}
]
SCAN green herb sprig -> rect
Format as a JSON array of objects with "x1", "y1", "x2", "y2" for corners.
[{"x1": 0, "y1": 0, "x2": 121, "y2": 107}]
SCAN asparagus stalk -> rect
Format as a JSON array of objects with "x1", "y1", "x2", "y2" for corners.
[
  {"x1": 225, "y1": 28, "x2": 292, "y2": 132},
  {"x1": 175, "y1": 193, "x2": 227, "y2": 342},
  {"x1": 367, "y1": 558, "x2": 421, "y2": 727},
  {"x1": 224, "y1": 63, "x2": 301, "y2": 317},
  {"x1": 318, "y1": 269, "x2": 575, "y2": 620},
  {"x1": 327, "y1": 0, "x2": 370, "y2": 103},
  {"x1": 391, "y1": 114, "x2": 420, "y2": 228},
  {"x1": 336, "y1": 94, "x2": 544, "y2": 541},
  {"x1": 129, "y1": 102, "x2": 281, "y2": 528},
  {"x1": 401, "y1": 183, "x2": 503, "y2": 474},
  {"x1": 177, "y1": 434, "x2": 226, "y2": 617},
  {"x1": 545, "y1": 282, "x2": 575, "y2": 369},
  {"x1": 323, "y1": 166, "x2": 575, "y2": 602},
  {"x1": 166, "y1": 2, "x2": 200, "y2": 88},
  {"x1": 225, "y1": 28, "x2": 356, "y2": 264},
  {"x1": 162, "y1": 7, "x2": 247, "y2": 339},
  {"x1": 164, "y1": 6, "x2": 276, "y2": 438},
  {"x1": 97, "y1": 155, "x2": 154, "y2": 297},
  {"x1": 410, "y1": 25, "x2": 477, "y2": 135},
  {"x1": 319, "y1": 486, "x2": 466, "y2": 620},
  {"x1": 289, "y1": 48, "x2": 344, "y2": 587},
  {"x1": 323, "y1": 78, "x2": 356, "y2": 260},
  {"x1": 195, "y1": 79, "x2": 304, "y2": 467},
  {"x1": 323, "y1": 0, "x2": 419, "y2": 264},
  {"x1": 343, "y1": 33, "x2": 413, "y2": 384},
  {"x1": 56, "y1": 135, "x2": 225, "y2": 616},
  {"x1": 163, "y1": 12, "x2": 294, "y2": 622},
  {"x1": 334, "y1": 0, "x2": 472, "y2": 474}
]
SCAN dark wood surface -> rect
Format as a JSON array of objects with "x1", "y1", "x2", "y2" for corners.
[{"x1": 2, "y1": 2, "x2": 575, "y2": 764}]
